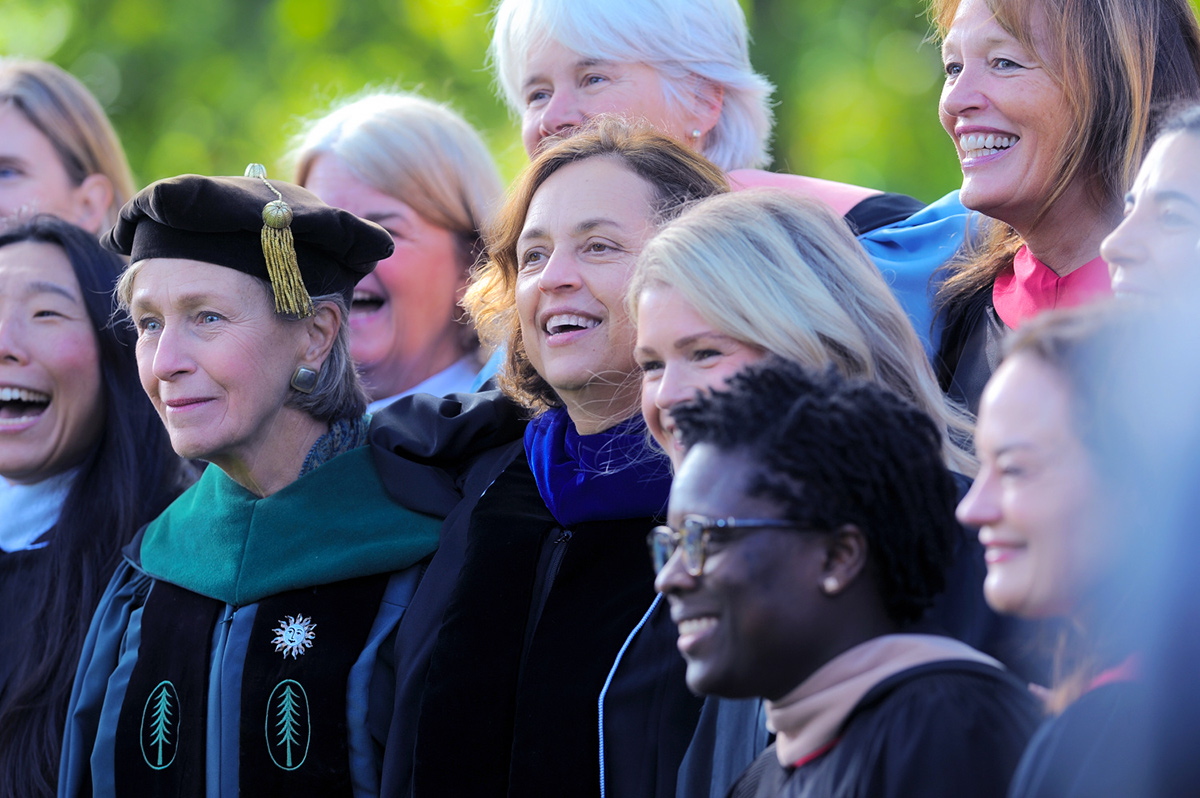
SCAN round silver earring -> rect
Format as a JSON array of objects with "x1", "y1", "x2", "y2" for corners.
[
  {"x1": 291, "y1": 366, "x2": 318, "y2": 394},
  {"x1": 822, "y1": 576, "x2": 839, "y2": 595}
]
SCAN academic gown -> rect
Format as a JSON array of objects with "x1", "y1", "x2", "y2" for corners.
[
  {"x1": 728, "y1": 661, "x2": 1040, "y2": 798},
  {"x1": 57, "y1": 442, "x2": 442, "y2": 798},
  {"x1": 1007, "y1": 679, "x2": 1150, "y2": 798},
  {"x1": 371, "y1": 391, "x2": 685, "y2": 798},
  {"x1": 0, "y1": 545, "x2": 52, "y2": 704},
  {"x1": 936, "y1": 249, "x2": 1111, "y2": 414}
]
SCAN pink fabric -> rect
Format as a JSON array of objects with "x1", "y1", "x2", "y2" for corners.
[
  {"x1": 1088, "y1": 654, "x2": 1140, "y2": 692},
  {"x1": 766, "y1": 634, "x2": 1000, "y2": 767},
  {"x1": 993, "y1": 247, "x2": 1112, "y2": 329}
]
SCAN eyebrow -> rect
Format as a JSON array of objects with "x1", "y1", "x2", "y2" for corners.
[
  {"x1": 521, "y1": 57, "x2": 612, "y2": 91},
  {"x1": 363, "y1": 211, "x2": 409, "y2": 227},
  {"x1": 671, "y1": 331, "x2": 741, "y2": 350},
  {"x1": 990, "y1": 441, "x2": 1036, "y2": 458},
  {"x1": 1150, "y1": 189, "x2": 1200, "y2": 209},
  {"x1": 26, "y1": 280, "x2": 80, "y2": 303},
  {"x1": 518, "y1": 217, "x2": 625, "y2": 246},
  {"x1": 130, "y1": 290, "x2": 221, "y2": 312}
]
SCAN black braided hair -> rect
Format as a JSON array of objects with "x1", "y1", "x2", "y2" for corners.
[{"x1": 671, "y1": 358, "x2": 959, "y2": 624}]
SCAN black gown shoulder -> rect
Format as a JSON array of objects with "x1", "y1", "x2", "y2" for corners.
[
  {"x1": 935, "y1": 284, "x2": 1008, "y2": 415},
  {"x1": 843, "y1": 192, "x2": 926, "y2": 235},
  {"x1": 729, "y1": 660, "x2": 1041, "y2": 798},
  {"x1": 1007, "y1": 680, "x2": 1149, "y2": 798},
  {"x1": 0, "y1": 546, "x2": 51, "y2": 704}
]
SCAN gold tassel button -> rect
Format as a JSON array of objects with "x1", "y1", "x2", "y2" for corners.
[{"x1": 244, "y1": 164, "x2": 313, "y2": 318}]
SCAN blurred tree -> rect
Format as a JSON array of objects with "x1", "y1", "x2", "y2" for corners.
[{"x1": 3, "y1": 0, "x2": 1199, "y2": 201}]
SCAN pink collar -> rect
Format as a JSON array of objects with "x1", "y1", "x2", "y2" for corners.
[
  {"x1": 1088, "y1": 654, "x2": 1140, "y2": 692},
  {"x1": 993, "y1": 246, "x2": 1112, "y2": 329}
]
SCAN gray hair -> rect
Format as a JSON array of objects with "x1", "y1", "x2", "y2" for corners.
[
  {"x1": 284, "y1": 293, "x2": 367, "y2": 423},
  {"x1": 490, "y1": 0, "x2": 775, "y2": 170}
]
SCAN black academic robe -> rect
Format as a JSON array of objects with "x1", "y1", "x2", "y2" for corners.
[
  {"x1": 1007, "y1": 680, "x2": 1149, "y2": 798},
  {"x1": 728, "y1": 661, "x2": 1041, "y2": 798},
  {"x1": 936, "y1": 285, "x2": 1008, "y2": 416},
  {"x1": 0, "y1": 545, "x2": 51, "y2": 704}
]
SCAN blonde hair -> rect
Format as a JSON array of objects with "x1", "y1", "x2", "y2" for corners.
[
  {"x1": 291, "y1": 90, "x2": 505, "y2": 355},
  {"x1": 464, "y1": 117, "x2": 729, "y2": 413},
  {"x1": 929, "y1": 0, "x2": 1200, "y2": 319},
  {"x1": 490, "y1": 0, "x2": 774, "y2": 170},
  {"x1": 631, "y1": 189, "x2": 978, "y2": 475},
  {"x1": 0, "y1": 59, "x2": 135, "y2": 231}
]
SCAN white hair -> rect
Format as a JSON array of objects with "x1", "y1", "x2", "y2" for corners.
[{"x1": 490, "y1": 0, "x2": 775, "y2": 171}]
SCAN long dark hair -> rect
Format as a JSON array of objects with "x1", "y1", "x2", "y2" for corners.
[{"x1": 0, "y1": 216, "x2": 194, "y2": 798}]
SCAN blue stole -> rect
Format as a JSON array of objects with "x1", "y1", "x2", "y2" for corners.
[{"x1": 523, "y1": 408, "x2": 672, "y2": 526}]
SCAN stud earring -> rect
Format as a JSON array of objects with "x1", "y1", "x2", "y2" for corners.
[
  {"x1": 691, "y1": 128, "x2": 702, "y2": 141},
  {"x1": 291, "y1": 366, "x2": 318, "y2": 394},
  {"x1": 822, "y1": 576, "x2": 839, "y2": 595}
]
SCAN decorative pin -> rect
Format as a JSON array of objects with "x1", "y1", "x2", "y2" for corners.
[
  {"x1": 244, "y1": 163, "x2": 314, "y2": 318},
  {"x1": 272, "y1": 614, "x2": 317, "y2": 659}
]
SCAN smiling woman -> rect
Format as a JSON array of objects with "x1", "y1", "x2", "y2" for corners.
[
  {"x1": 0, "y1": 217, "x2": 191, "y2": 798},
  {"x1": 369, "y1": 119, "x2": 728, "y2": 798},
  {"x1": 930, "y1": 0, "x2": 1200, "y2": 411},
  {"x1": 57, "y1": 172, "x2": 450, "y2": 797},
  {"x1": 0, "y1": 59, "x2": 135, "y2": 234},
  {"x1": 292, "y1": 91, "x2": 504, "y2": 407},
  {"x1": 657, "y1": 360, "x2": 1040, "y2": 798},
  {"x1": 957, "y1": 305, "x2": 1156, "y2": 796},
  {"x1": 1102, "y1": 101, "x2": 1200, "y2": 296}
]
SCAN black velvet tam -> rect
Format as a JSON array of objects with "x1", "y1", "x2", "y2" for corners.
[{"x1": 102, "y1": 174, "x2": 394, "y2": 301}]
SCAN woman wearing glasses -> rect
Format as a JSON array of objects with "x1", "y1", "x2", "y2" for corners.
[{"x1": 655, "y1": 360, "x2": 1040, "y2": 798}]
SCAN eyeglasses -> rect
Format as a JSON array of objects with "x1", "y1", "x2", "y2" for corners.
[{"x1": 647, "y1": 515, "x2": 801, "y2": 576}]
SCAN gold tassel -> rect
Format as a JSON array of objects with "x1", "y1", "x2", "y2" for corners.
[{"x1": 245, "y1": 164, "x2": 314, "y2": 318}]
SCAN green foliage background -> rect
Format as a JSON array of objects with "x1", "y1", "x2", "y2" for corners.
[{"x1": 5, "y1": 0, "x2": 1200, "y2": 202}]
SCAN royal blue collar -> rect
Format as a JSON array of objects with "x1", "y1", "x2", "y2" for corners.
[{"x1": 523, "y1": 408, "x2": 671, "y2": 527}]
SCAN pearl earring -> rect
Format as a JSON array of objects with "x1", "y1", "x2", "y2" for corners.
[
  {"x1": 822, "y1": 576, "x2": 839, "y2": 595},
  {"x1": 691, "y1": 128, "x2": 702, "y2": 140}
]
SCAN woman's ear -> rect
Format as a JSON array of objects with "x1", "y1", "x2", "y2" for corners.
[
  {"x1": 691, "y1": 77, "x2": 725, "y2": 140},
  {"x1": 70, "y1": 173, "x2": 115, "y2": 234},
  {"x1": 300, "y1": 301, "x2": 342, "y2": 370},
  {"x1": 819, "y1": 524, "x2": 870, "y2": 595}
]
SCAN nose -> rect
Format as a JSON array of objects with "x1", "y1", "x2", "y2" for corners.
[
  {"x1": 654, "y1": 362, "x2": 702, "y2": 412},
  {"x1": 537, "y1": 249, "x2": 582, "y2": 294},
  {"x1": 940, "y1": 64, "x2": 988, "y2": 121},
  {"x1": 538, "y1": 86, "x2": 586, "y2": 140},
  {"x1": 0, "y1": 315, "x2": 29, "y2": 365},
  {"x1": 149, "y1": 323, "x2": 194, "y2": 382},
  {"x1": 1099, "y1": 210, "x2": 1146, "y2": 273},
  {"x1": 654, "y1": 546, "x2": 698, "y2": 595},
  {"x1": 956, "y1": 466, "x2": 1000, "y2": 529}
]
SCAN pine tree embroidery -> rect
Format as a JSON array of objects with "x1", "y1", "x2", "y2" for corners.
[
  {"x1": 148, "y1": 683, "x2": 173, "y2": 767},
  {"x1": 275, "y1": 684, "x2": 301, "y2": 768}
]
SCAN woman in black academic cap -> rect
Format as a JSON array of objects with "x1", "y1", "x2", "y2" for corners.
[{"x1": 58, "y1": 168, "x2": 444, "y2": 798}]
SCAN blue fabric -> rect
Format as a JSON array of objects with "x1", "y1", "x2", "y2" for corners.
[
  {"x1": 470, "y1": 347, "x2": 506, "y2": 392},
  {"x1": 523, "y1": 408, "x2": 672, "y2": 527},
  {"x1": 856, "y1": 190, "x2": 977, "y2": 359},
  {"x1": 58, "y1": 560, "x2": 419, "y2": 798}
]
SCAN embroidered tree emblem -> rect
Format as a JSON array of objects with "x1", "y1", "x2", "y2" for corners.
[
  {"x1": 266, "y1": 679, "x2": 310, "y2": 771},
  {"x1": 148, "y1": 684, "x2": 173, "y2": 765},
  {"x1": 276, "y1": 684, "x2": 301, "y2": 768},
  {"x1": 139, "y1": 680, "x2": 180, "y2": 770}
]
